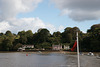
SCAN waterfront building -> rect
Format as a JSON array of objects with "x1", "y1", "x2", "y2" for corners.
[
  {"x1": 18, "y1": 45, "x2": 34, "y2": 51},
  {"x1": 52, "y1": 45, "x2": 62, "y2": 50},
  {"x1": 64, "y1": 45, "x2": 70, "y2": 50},
  {"x1": 22, "y1": 45, "x2": 34, "y2": 49}
]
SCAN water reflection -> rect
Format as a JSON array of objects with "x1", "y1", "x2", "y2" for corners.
[{"x1": 0, "y1": 52, "x2": 70, "y2": 67}]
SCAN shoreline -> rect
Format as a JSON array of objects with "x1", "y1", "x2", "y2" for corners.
[{"x1": 0, "y1": 51, "x2": 99, "y2": 55}]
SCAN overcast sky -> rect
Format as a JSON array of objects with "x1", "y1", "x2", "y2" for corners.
[{"x1": 0, "y1": 0, "x2": 100, "y2": 34}]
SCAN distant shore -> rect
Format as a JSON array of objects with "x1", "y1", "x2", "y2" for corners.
[{"x1": 0, "y1": 51, "x2": 99, "y2": 55}]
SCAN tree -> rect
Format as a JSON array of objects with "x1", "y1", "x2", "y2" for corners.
[
  {"x1": 13, "y1": 43, "x2": 22, "y2": 51},
  {"x1": 52, "y1": 31, "x2": 62, "y2": 44},
  {"x1": 88, "y1": 24, "x2": 100, "y2": 32},
  {"x1": 41, "y1": 42, "x2": 51, "y2": 50},
  {"x1": 61, "y1": 27, "x2": 75, "y2": 43},
  {"x1": 37, "y1": 28, "x2": 50, "y2": 43},
  {"x1": 53, "y1": 31, "x2": 61, "y2": 37},
  {"x1": 5, "y1": 30, "x2": 13, "y2": 36},
  {"x1": 0, "y1": 36, "x2": 4, "y2": 50},
  {"x1": 81, "y1": 24, "x2": 100, "y2": 51},
  {"x1": 1, "y1": 39, "x2": 13, "y2": 51},
  {"x1": 33, "y1": 28, "x2": 50, "y2": 48},
  {"x1": 2, "y1": 31, "x2": 15, "y2": 51},
  {"x1": 18, "y1": 31, "x2": 27, "y2": 44},
  {"x1": 26, "y1": 30, "x2": 33, "y2": 37},
  {"x1": 26, "y1": 30, "x2": 33, "y2": 44}
]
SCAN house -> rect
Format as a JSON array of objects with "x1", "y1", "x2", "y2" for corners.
[
  {"x1": 18, "y1": 45, "x2": 34, "y2": 51},
  {"x1": 52, "y1": 45, "x2": 62, "y2": 50},
  {"x1": 22, "y1": 45, "x2": 34, "y2": 49},
  {"x1": 64, "y1": 45, "x2": 70, "y2": 50},
  {"x1": 18, "y1": 47, "x2": 25, "y2": 51}
]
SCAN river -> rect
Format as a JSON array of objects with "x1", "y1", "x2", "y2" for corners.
[{"x1": 0, "y1": 52, "x2": 73, "y2": 67}]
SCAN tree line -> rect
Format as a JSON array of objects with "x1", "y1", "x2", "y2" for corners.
[{"x1": 0, "y1": 24, "x2": 100, "y2": 51}]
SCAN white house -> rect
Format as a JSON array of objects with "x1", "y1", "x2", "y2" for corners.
[
  {"x1": 22, "y1": 45, "x2": 34, "y2": 49},
  {"x1": 52, "y1": 45, "x2": 62, "y2": 50},
  {"x1": 64, "y1": 45, "x2": 70, "y2": 50},
  {"x1": 18, "y1": 45, "x2": 34, "y2": 51}
]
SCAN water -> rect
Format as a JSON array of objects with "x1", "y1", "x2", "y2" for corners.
[{"x1": 0, "y1": 52, "x2": 71, "y2": 67}]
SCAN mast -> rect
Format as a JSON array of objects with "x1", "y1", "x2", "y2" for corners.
[{"x1": 77, "y1": 32, "x2": 80, "y2": 67}]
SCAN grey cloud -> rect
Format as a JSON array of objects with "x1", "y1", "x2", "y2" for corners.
[{"x1": 51, "y1": 0, "x2": 100, "y2": 21}]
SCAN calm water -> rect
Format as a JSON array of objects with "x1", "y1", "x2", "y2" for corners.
[{"x1": 0, "y1": 52, "x2": 71, "y2": 67}]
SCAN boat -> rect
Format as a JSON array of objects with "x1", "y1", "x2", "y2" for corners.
[
  {"x1": 38, "y1": 51, "x2": 42, "y2": 53},
  {"x1": 96, "y1": 56, "x2": 100, "y2": 59}
]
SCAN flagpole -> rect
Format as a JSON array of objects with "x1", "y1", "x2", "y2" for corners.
[{"x1": 77, "y1": 32, "x2": 80, "y2": 67}]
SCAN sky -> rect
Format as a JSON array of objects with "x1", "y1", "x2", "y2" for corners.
[{"x1": 0, "y1": 0, "x2": 100, "y2": 34}]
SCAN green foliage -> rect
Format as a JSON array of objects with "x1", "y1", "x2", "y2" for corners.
[
  {"x1": 13, "y1": 43, "x2": 22, "y2": 50},
  {"x1": 18, "y1": 30, "x2": 27, "y2": 44},
  {"x1": 26, "y1": 30, "x2": 33, "y2": 44},
  {"x1": 51, "y1": 31, "x2": 62, "y2": 44},
  {"x1": 35, "y1": 42, "x2": 51, "y2": 50},
  {"x1": 5, "y1": 30, "x2": 13, "y2": 36},
  {"x1": 0, "y1": 24, "x2": 100, "y2": 51},
  {"x1": 2, "y1": 39, "x2": 13, "y2": 51},
  {"x1": 61, "y1": 27, "x2": 80, "y2": 43},
  {"x1": 81, "y1": 24, "x2": 100, "y2": 52},
  {"x1": 38, "y1": 28, "x2": 50, "y2": 42},
  {"x1": 33, "y1": 28, "x2": 50, "y2": 44}
]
